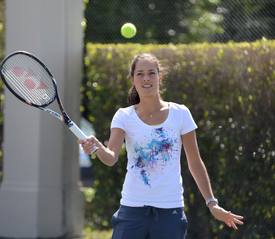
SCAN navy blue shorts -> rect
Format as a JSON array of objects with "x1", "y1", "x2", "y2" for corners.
[{"x1": 111, "y1": 205, "x2": 188, "y2": 239}]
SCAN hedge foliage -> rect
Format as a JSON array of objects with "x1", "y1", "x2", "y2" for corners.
[{"x1": 82, "y1": 40, "x2": 275, "y2": 238}]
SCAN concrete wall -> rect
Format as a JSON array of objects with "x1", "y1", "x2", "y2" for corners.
[{"x1": 0, "y1": 0, "x2": 84, "y2": 238}]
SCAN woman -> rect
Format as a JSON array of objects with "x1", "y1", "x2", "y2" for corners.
[{"x1": 78, "y1": 53, "x2": 243, "y2": 239}]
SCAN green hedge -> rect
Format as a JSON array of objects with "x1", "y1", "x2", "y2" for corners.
[{"x1": 82, "y1": 40, "x2": 275, "y2": 238}]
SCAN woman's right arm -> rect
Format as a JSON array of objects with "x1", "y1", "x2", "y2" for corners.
[{"x1": 77, "y1": 128, "x2": 125, "y2": 166}]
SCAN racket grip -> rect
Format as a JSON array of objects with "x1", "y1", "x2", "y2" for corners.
[{"x1": 69, "y1": 122, "x2": 98, "y2": 154}]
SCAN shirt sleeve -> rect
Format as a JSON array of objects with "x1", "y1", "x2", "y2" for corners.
[
  {"x1": 180, "y1": 106, "x2": 198, "y2": 135},
  {"x1": 110, "y1": 108, "x2": 125, "y2": 131}
]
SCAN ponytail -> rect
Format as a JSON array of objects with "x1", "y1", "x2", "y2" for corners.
[{"x1": 127, "y1": 85, "x2": 140, "y2": 105}]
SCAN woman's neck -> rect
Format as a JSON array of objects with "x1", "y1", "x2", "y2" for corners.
[
  {"x1": 137, "y1": 99, "x2": 168, "y2": 117},
  {"x1": 139, "y1": 98, "x2": 162, "y2": 111}
]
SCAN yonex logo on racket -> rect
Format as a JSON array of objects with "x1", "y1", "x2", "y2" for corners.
[{"x1": 12, "y1": 66, "x2": 49, "y2": 90}]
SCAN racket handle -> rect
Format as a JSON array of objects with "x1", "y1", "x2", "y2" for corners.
[{"x1": 69, "y1": 122, "x2": 98, "y2": 154}]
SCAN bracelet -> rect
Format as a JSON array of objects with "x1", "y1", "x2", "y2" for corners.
[{"x1": 206, "y1": 198, "x2": 218, "y2": 207}]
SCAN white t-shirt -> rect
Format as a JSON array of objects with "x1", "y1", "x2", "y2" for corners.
[{"x1": 110, "y1": 102, "x2": 198, "y2": 208}]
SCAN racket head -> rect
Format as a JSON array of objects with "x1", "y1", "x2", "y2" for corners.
[{"x1": 0, "y1": 51, "x2": 57, "y2": 107}]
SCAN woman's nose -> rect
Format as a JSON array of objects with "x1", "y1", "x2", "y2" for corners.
[{"x1": 143, "y1": 74, "x2": 150, "y2": 81}]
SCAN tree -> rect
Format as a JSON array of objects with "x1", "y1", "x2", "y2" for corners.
[
  {"x1": 212, "y1": 0, "x2": 275, "y2": 42},
  {"x1": 84, "y1": 0, "x2": 223, "y2": 44}
]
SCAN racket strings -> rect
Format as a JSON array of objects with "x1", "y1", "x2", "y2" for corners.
[{"x1": 2, "y1": 54, "x2": 56, "y2": 106}]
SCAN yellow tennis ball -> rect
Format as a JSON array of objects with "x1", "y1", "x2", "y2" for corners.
[{"x1": 121, "y1": 23, "x2": 136, "y2": 38}]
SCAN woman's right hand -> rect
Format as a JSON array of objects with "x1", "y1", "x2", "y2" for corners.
[
  {"x1": 77, "y1": 136, "x2": 99, "y2": 155},
  {"x1": 77, "y1": 128, "x2": 125, "y2": 166}
]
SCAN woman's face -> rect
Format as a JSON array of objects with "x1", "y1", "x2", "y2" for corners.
[{"x1": 131, "y1": 59, "x2": 162, "y2": 99}]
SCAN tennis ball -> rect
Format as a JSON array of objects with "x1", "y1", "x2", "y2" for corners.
[{"x1": 121, "y1": 23, "x2": 136, "y2": 38}]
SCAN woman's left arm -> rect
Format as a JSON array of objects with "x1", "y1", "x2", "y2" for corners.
[{"x1": 181, "y1": 130, "x2": 244, "y2": 229}]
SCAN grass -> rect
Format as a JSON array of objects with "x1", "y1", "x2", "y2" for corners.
[{"x1": 82, "y1": 229, "x2": 113, "y2": 239}]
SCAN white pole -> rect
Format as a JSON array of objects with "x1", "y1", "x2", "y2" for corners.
[{"x1": 0, "y1": 0, "x2": 84, "y2": 237}]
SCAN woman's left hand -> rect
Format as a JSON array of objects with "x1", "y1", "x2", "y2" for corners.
[{"x1": 209, "y1": 204, "x2": 244, "y2": 229}]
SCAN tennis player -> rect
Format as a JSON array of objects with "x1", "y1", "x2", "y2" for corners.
[{"x1": 78, "y1": 53, "x2": 244, "y2": 239}]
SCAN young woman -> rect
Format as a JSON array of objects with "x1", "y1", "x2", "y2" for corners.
[{"x1": 78, "y1": 53, "x2": 244, "y2": 239}]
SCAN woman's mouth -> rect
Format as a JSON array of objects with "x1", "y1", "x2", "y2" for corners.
[{"x1": 142, "y1": 84, "x2": 152, "y2": 88}]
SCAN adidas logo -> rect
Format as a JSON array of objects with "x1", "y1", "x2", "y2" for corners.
[{"x1": 172, "y1": 210, "x2": 178, "y2": 215}]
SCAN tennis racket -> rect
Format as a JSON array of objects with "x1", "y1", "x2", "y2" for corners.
[{"x1": 0, "y1": 51, "x2": 97, "y2": 154}]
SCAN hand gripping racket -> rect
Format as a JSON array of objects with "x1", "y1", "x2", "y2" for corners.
[{"x1": 0, "y1": 51, "x2": 97, "y2": 154}]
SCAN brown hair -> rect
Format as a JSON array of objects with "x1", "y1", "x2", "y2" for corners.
[{"x1": 127, "y1": 53, "x2": 167, "y2": 105}]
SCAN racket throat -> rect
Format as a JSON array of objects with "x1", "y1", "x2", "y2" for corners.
[{"x1": 62, "y1": 112, "x2": 71, "y2": 125}]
